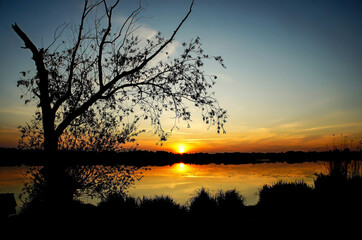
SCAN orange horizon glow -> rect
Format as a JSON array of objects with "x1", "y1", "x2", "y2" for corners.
[{"x1": 1, "y1": 126, "x2": 361, "y2": 153}]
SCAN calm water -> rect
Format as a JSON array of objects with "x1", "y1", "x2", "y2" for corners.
[
  {"x1": 129, "y1": 162, "x2": 324, "y2": 205},
  {"x1": 0, "y1": 162, "x2": 325, "y2": 212}
]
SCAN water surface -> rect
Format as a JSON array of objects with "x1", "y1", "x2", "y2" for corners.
[
  {"x1": 0, "y1": 161, "x2": 325, "y2": 212},
  {"x1": 128, "y1": 162, "x2": 324, "y2": 205}
]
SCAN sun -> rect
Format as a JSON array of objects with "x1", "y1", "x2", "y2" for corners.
[{"x1": 177, "y1": 145, "x2": 187, "y2": 154}]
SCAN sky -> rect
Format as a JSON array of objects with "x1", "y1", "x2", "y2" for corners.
[{"x1": 0, "y1": 0, "x2": 361, "y2": 153}]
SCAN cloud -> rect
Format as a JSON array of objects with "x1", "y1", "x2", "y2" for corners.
[
  {"x1": 135, "y1": 181, "x2": 194, "y2": 190},
  {"x1": 112, "y1": 13, "x2": 182, "y2": 65},
  {"x1": 132, "y1": 25, "x2": 158, "y2": 40},
  {"x1": 0, "y1": 107, "x2": 33, "y2": 116},
  {"x1": 302, "y1": 123, "x2": 362, "y2": 132},
  {"x1": 217, "y1": 73, "x2": 234, "y2": 83},
  {"x1": 132, "y1": 25, "x2": 181, "y2": 66},
  {"x1": 0, "y1": 127, "x2": 19, "y2": 148}
]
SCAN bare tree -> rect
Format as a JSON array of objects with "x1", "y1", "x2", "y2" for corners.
[{"x1": 13, "y1": 0, "x2": 227, "y2": 153}]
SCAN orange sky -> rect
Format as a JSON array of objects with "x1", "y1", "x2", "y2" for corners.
[{"x1": 123, "y1": 117, "x2": 362, "y2": 153}]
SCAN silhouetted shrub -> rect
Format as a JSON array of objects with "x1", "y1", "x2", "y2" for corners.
[
  {"x1": 186, "y1": 188, "x2": 249, "y2": 229},
  {"x1": 98, "y1": 193, "x2": 138, "y2": 212},
  {"x1": 188, "y1": 188, "x2": 218, "y2": 215},
  {"x1": 256, "y1": 181, "x2": 316, "y2": 227},
  {"x1": 215, "y1": 189, "x2": 245, "y2": 212},
  {"x1": 258, "y1": 180, "x2": 314, "y2": 208},
  {"x1": 139, "y1": 195, "x2": 181, "y2": 211}
]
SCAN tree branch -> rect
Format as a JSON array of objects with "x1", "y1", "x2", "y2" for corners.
[
  {"x1": 55, "y1": 0, "x2": 194, "y2": 138},
  {"x1": 98, "y1": 0, "x2": 120, "y2": 89},
  {"x1": 12, "y1": 23, "x2": 49, "y2": 103},
  {"x1": 135, "y1": 0, "x2": 194, "y2": 71},
  {"x1": 12, "y1": 23, "x2": 39, "y2": 55},
  {"x1": 52, "y1": 0, "x2": 103, "y2": 114},
  {"x1": 45, "y1": 22, "x2": 70, "y2": 52},
  {"x1": 108, "y1": 0, "x2": 194, "y2": 91}
]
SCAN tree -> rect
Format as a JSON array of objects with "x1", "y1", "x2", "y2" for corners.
[{"x1": 13, "y1": 0, "x2": 227, "y2": 153}]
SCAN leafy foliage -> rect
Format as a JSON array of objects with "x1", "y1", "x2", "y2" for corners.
[{"x1": 15, "y1": 0, "x2": 227, "y2": 152}]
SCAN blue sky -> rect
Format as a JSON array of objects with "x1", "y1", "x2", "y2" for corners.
[{"x1": 0, "y1": 0, "x2": 361, "y2": 152}]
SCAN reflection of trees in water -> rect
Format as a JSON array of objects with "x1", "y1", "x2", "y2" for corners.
[
  {"x1": 317, "y1": 159, "x2": 362, "y2": 180},
  {"x1": 20, "y1": 165, "x2": 143, "y2": 211}
]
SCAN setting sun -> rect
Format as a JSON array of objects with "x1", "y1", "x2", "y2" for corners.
[{"x1": 177, "y1": 145, "x2": 187, "y2": 154}]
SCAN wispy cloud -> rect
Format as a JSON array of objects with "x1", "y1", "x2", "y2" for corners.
[
  {"x1": 302, "y1": 123, "x2": 362, "y2": 132},
  {"x1": 217, "y1": 73, "x2": 234, "y2": 83},
  {"x1": 132, "y1": 25, "x2": 158, "y2": 40},
  {"x1": 130, "y1": 25, "x2": 181, "y2": 67},
  {"x1": 0, "y1": 107, "x2": 33, "y2": 116}
]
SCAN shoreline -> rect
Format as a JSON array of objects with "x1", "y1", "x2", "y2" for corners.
[{"x1": 1, "y1": 147, "x2": 361, "y2": 167}]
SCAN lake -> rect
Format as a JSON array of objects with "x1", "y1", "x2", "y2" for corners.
[
  {"x1": 128, "y1": 162, "x2": 324, "y2": 205},
  {"x1": 0, "y1": 161, "x2": 326, "y2": 213}
]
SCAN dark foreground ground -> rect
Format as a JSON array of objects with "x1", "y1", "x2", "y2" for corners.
[{"x1": 3, "y1": 175, "x2": 362, "y2": 237}]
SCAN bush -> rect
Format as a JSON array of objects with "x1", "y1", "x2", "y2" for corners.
[
  {"x1": 258, "y1": 180, "x2": 314, "y2": 208},
  {"x1": 215, "y1": 189, "x2": 245, "y2": 212},
  {"x1": 188, "y1": 188, "x2": 246, "y2": 216},
  {"x1": 138, "y1": 195, "x2": 183, "y2": 214},
  {"x1": 98, "y1": 192, "x2": 138, "y2": 211},
  {"x1": 188, "y1": 188, "x2": 217, "y2": 215}
]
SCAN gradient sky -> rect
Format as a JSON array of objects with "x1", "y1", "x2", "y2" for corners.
[{"x1": 0, "y1": 0, "x2": 361, "y2": 153}]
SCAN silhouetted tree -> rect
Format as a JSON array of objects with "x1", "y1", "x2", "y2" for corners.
[
  {"x1": 13, "y1": 0, "x2": 227, "y2": 153},
  {"x1": 20, "y1": 164, "x2": 143, "y2": 213}
]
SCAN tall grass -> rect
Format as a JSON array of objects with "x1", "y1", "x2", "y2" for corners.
[
  {"x1": 316, "y1": 159, "x2": 361, "y2": 180},
  {"x1": 314, "y1": 159, "x2": 362, "y2": 207}
]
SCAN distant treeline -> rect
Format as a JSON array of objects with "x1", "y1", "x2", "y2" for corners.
[{"x1": 1, "y1": 147, "x2": 361, "y2": 166}]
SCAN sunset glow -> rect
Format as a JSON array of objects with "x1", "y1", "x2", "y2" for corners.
[
  {"x1": 1, "y1": 0, "x2": 361, "y2": 232},
  {"x1": 177, "y1": 145, "x2": 187, "y2": 154},
  {"x1": 0, "y1": 0, "x2": 361, "y2": 153}
]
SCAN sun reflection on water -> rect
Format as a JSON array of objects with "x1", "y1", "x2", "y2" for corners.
[
  {"x1": 172, "y1": 163, "x2": 193, "y2": 175},
  {"x1": 178, "y1": 163, "x2": 185, "y2": 170}
]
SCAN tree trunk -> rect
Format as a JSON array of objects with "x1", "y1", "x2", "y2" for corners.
[
  {"x1": 43, "y1": 123, "x2": 58, "y2": 153},
  {"x1": 11, "y1": 24, "x2": 59, "y2": 153}
]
